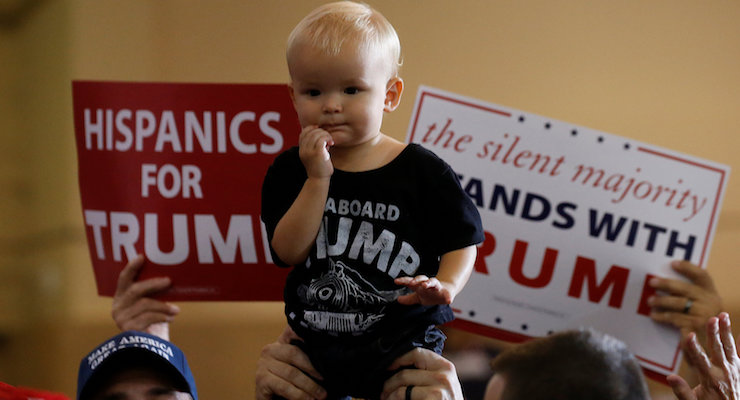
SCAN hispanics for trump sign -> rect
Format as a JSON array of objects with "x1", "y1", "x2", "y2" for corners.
[
  {"x1": 407, "y1": 86, "x2": 729, "y2": 379},
  {"x1": 72, "y1": 81, "x2": 298, "y2": 301}
]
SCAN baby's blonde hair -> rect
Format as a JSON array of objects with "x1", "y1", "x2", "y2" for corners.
[{"x1": 286, "y1": 1, "x2": 402, "y2": 77}]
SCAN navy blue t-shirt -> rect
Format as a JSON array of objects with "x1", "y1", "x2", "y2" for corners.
[{"x1": 261, "y1": 143, "x2": 484, "y2": 344}]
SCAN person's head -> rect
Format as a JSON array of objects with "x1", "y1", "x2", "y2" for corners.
[
  {"x1": 484, "y1": 329, "x2": 649, "y2": 400},
  {"x1": 286, "y1": 1, "x2": 404, "y2": 148},
  {"x1": 77, "y1": 331, "x2": 198, "y2": 400}
]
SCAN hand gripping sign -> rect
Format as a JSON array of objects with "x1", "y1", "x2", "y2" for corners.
[
  {"x1": 72, "y1": 81, "x2": 299, "y2": 301},
  {"x1": 407, "y1": 86, "x2": 729, "y2": 379}
]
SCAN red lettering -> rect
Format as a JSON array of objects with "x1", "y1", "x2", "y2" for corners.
[
  {"x1": 474, "y1": 236, "x2": 646, "y2": 313},
  {"x1": 636, "y1": 273, "x2": 658, "y2": 316},
  {"x1": 508, "y1": 240, "x2": 558, "y2": 288},
  {"x1": 454, "y1": 135, "x2": 473, "y2": 153},
  {"x1": 433, "y1": 119, "x2": 453, "y2": 147},
  {"x1": 513, "y1": 150, "x2": 532, "y2": 168},
  {"x1": 501, "y1": 135, "x2": 520, "y2": 164},
  {"x1": 567, "y1": 257, "x2": 629, "y2": 308},
  {"x1": 422, "y1": 122, "x2": 437, "y2": 143},
  {"x1": 474, "y1": 231, "x2": 496, "y2": 275},
  {"x1": 420, "y1": 118, "x2": 472, "y2": 152}
]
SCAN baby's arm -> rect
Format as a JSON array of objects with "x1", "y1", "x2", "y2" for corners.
[
  {"x1": 271, "y1": 126, "x2": 334, "y2": 265},
  {"x1": 395, "y1": 245, "x2": 477, "y2": 306}
]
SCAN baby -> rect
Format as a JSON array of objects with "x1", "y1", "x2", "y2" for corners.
[{"x1": 261, "y1": 2, "x2": 483, "y2": 398}]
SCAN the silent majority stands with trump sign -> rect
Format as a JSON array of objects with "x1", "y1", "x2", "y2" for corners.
[{"x1": 407, "y1": 86, "x2": 728, "y2": 379}]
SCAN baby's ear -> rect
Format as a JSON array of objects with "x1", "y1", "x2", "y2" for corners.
[
  {"x1": 384, "y1": 77, "x2": 404, "y2": 112},
  {"x1": 287, "y1": 83, "x2": 296, "y2": 104}
]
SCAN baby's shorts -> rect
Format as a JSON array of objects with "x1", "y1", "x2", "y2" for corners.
[{"x1": 291, "y1": 324, "x2": 446, "y2": 400}]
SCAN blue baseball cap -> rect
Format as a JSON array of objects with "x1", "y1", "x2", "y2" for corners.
[{"x1": 77, "y1": 331, "x2": 198, "y2": 400}]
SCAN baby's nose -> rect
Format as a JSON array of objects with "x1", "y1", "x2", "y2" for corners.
[{"x1": 322, "y1": 95, "x2": 342, "y2": 113}]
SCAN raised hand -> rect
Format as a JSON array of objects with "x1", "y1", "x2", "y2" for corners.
[
  {"x1": 667, "y1": 313, "x2": 740, "y2": 400},
  {"x1": 111, "y1": 254, "x2": 179, "y2": 340}
]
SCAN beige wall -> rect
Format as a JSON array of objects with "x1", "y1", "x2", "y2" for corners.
[{"x1": 0, "y1": 0, "x2": 738, "y2": 398}]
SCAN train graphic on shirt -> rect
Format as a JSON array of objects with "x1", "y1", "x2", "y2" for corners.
[{"x1": 297, "y1": 259, "x2": 405, "y2": 334}]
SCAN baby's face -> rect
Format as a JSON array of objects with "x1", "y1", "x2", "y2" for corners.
[{"x1": 288, "y1": 40, "x2": 394, "y2": 148}]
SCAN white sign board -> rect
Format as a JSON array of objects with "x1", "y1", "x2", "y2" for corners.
[{"x1": 407, "y1": 86, "x2": 729, "y2": 378}]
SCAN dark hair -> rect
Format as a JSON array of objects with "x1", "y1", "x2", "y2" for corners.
[{"x1": 490, "y1": 329, "x2": 649, "y2": 400}]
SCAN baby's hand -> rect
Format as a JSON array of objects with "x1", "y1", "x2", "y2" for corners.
[
  {"x1": 298, "y1": 125, "x2": 334, "y2": 179},
  {"x1": 395, "y1": 275, "x2": 453, "y2": 306}
]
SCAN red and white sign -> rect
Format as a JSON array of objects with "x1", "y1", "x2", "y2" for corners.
[
  {"x1": 72, "y1": 81, "x2": 299, "y2": 301},
  {"x1": 407, "y1": 86, "x2": 729, "y2": 379}
]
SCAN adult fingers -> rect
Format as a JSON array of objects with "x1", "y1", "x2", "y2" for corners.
[
  {"x1": 650, "y1": 263, "x2": 722, "y2": 313},
  {"x1": 115, "y1": 254, "x2": 146, "y2": 295},
  {"x1": 671, "y1": 260, "x2": 716, "y2": 290},
  {"x1": 387, "y1": 347, "x2": 453, "y2": 374},
  {"x1": 382, "y1": 358, "x2": 459, "y2": 400},
  {"x1": 649, "y1": 309, "x2": 698, "y2": 330},
  {"x1": 257, "y1": 343, "x2": 325, "y2": 399},
  {"x1": 666, "y1": 374, "x2": 697, "y2": 400},
  {"x1": 255, "y1": 376, "x2": 317, "y2": 400},
  {"x1": 380, "y1": 385, "x2": 405, "y2": 400},
  {"x1": 264, "y1": 367, "x2": 324, "y2": 400},
  {"x1": 113, "y1": 298, "x2": 179, "y2": 330},
  {"x1": 277, "y1": 325, "x2": 302, "y2": 344},
  {"x1": 121, "y1": 277, "x2": 173, "y2": 301},
  {"x1": 262, "y1": 341, "x2": 323, "y2": 381},
  {"x1": 387, "y1": 350, "x2": 418, "y2": 372},
  {"x1": 650, "y1": 276, "x2": 697, "y2": 299},
  {"x1": 649, "y1": 297, "x2": 713, "y2": 317},
  {"x1": 255, "y1": 360, "x2": 324, "y2": 400},
  {"x1": 683, "y1": 328, "x2": 714, "y2": 380},
  {"x1": 718, "y1": 312, "x2": 738, "y2": 362},
  {"x1": 649, "y1": 291, "x2": 720, "y2": 333},
  {"x1": 382, "y1": 384, "x2": 450, "y2": 400},
  {"x1": 381, "y1": 369, "x2": 445, "y2": 400},
  {"x1": 649, "y1": 294, "x2": 694, "y2": 313},
  {"x1": 113, "y1": 277, "x2": 173, "y2": 317},
  {"x1": 706, "y1": 316, "x2": 725, "y2": 368}
]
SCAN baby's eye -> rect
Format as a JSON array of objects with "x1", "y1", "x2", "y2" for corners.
[
  {"x1": 344, "y1": 87, "x2": 359, "y2": 95},
  {"x1": 307, "y1": 89, "x2": 321, "y2": 97}
]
